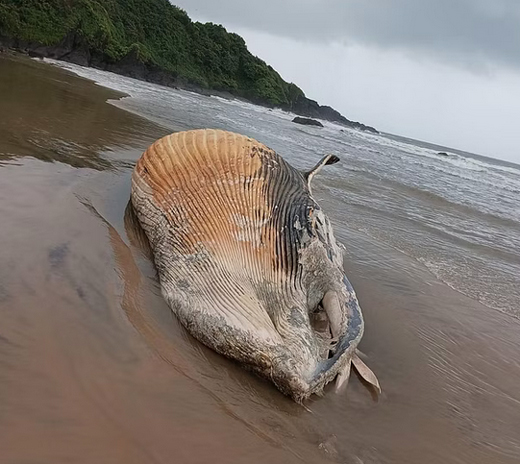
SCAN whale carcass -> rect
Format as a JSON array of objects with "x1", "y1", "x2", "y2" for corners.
[{"x1": 130, "y1": 129, "x2": 379, "y2": 402}]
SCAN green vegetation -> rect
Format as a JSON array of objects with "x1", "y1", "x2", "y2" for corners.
[{"x1": 0, "y1": 0, "x2": 307, "y2": 107}]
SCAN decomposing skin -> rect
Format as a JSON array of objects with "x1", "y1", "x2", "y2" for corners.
[{"x1": 131, "y1": 129, "x2": 379, "y2": 402}]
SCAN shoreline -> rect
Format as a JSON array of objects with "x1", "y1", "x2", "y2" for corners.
[
  {"x1": 0, "y1": 40, "x2": 379, "y2": 134},
  {"x1": 42, "y1": 54, "x2": 520, "y2": 321},
  {"x1": 35, "y1": 53, "x2": 520, "y2": 320}
]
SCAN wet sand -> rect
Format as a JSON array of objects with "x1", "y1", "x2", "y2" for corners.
[{"x1": 1, "y1": 55, "x2": 520, "y2": 464}]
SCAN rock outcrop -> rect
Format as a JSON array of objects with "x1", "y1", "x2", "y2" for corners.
[{"x1": 292, "y1": 117, "x2": 324, "y2": 127}]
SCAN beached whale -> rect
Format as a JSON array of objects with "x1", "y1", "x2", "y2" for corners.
[{"x1": 130, "y1": 129, "x2": 379, "y2": 402}]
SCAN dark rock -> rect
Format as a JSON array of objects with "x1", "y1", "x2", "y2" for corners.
[
  {"x1": 292, "y1": 117, "x2": 323, "y2": 127},
  {"x1": 65, "y1": 46, "x2": 91, "y2": 67},
  {"x1": 28, "y1": 50, "x2": 44, "y2": 59},
  {"x1": 285, "y1": 97, "x2": 379, "y2": 133},
  {"x1": 0, "y1": 33, "x2": 92, "y2": 66},
  {"x1": 106, "y1": 48, "x2": 148, "y2": 79},
  {"x1": 437, "y1": 152, "x2": 450, "y2": 157}
]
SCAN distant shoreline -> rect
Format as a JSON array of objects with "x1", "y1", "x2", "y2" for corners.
[
  {"x1": 383, "y1": 131, "x2": 520, "y2": 169},
  {"x1": 0, "y1": 36, "x2": 378, "y2": 135}
]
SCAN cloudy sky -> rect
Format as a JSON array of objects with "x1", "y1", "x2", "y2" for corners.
[{"x1": 173, "y1": 0, "x2": 520, "y2": 164}]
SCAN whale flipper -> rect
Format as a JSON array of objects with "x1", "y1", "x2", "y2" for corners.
[
  {"x1": 303, "y1": 154, "x2": 340, "y2": 191},
  {"x1": 352, "y1": 353, "x2": 381, "y2": 394}
]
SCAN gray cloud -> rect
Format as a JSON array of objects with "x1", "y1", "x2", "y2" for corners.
[{"x1": 173, "y1": 0, "x2": 520, "y2": 69}]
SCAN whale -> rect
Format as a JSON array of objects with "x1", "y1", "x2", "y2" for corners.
[{"x1": 130, "y1": 129, "x2": 379, "y2": 402}]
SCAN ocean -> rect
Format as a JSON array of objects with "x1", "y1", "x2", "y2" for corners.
[{"x1": 51, "y1": 58, "x2": 520, "y2": 318}]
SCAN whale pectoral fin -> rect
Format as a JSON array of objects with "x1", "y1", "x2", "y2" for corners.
[
  {"x1": 335, "y1": 358, "x2": 352, "y2": 393},
  {"x1": 303, "y1": 154, "x2": 340, "y2": 189},
  {"x1": 322, "y1": 290, "x2": 342, "y2": 340},
  {"x1": 352, "y1": 353, "x2": 381, "y2": 394}
]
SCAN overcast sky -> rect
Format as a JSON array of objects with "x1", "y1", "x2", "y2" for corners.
[{"x1": 173, "y1": 0, "x2": 520, "y2": 164}]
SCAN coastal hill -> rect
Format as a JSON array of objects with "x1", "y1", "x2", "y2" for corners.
[{"x1": 0, "y1": 0, "x2": 378, "y2": 133}]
